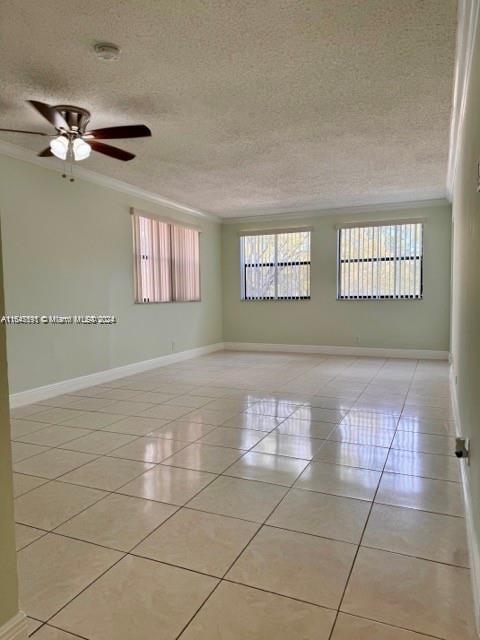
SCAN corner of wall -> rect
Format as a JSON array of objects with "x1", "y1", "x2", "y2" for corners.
[
  {"x1": 0, "y1": 612, "x2": 28, "y2": 640},
  {"x1": 450, "y1": 365, "x2": 480, "y2": 635}
]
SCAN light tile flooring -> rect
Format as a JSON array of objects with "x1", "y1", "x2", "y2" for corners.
[{"x1": 9, "y1": 351, "x2": 476, "y2": 639}]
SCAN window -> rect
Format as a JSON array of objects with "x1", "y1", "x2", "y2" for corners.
[
  {"x1": 337, "y1": 221, "x2": 423, "y2": 300},
  {"x1": 240, "y1": 229, "x2": 311, "y2": 300},
  {"x1": 132, "y1": 210, "x2": 200, "y2": 303}
]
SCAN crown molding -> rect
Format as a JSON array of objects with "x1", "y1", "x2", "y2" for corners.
[
  {"x1": 222, "y1": 197, "x2": 450, "y2": 225},
  {"x1": 446, "y1": 0, "x2": 480, "y2": 199},
  {"x1": 0, "y1": 140, "x2": 221, "y2": 222},
  {"x1": 0, "y1": 139, "x2": 451, "y2": 225}
]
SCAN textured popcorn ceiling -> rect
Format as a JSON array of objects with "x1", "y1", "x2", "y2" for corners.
[{"x1": 0, "y1": 0, "x2": 457, "y2": 217}]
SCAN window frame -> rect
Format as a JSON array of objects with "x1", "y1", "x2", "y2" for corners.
[
  {"x1": 336, "y1": 221, "x2": 424, "y2": 301},
  {"x1": 240, "y1": 229, "x2": 312, "y2": 301},
  {"x1": 131, "y1": 209, "x2": 201, "y2": 304}
]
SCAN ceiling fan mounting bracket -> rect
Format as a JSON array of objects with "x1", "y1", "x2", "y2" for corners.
[{"x1": 53, "y1": 105, "x2": 91, "y2": 133}]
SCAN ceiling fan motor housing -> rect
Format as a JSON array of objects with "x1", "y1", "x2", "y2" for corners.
[{"x1": 53, "y1": 105, "x2": 91, "y2": 134}]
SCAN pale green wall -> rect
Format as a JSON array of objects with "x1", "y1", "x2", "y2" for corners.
[
  {"x1": 222, "y1": 205, "x2": 452, "y2": 350},
  {"x1": 450, "y1": 22, "x2": 480, "y2": 566},
  {"x1": 0, "y1": 223, "x2": 19, "y2": 627},
  {"x1": 0, "y1": 156, "x2": 453, "y2": 400},
  {"x1": 0, "y1": 157, "x2": 223, "y2": 394}
]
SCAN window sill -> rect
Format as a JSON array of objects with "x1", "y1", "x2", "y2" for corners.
[
  {"x1": 336, "y1": 297, "x2": 423, "y2": 302},
  {"x1": 241, "y1": 297, "x2": 311, "y2": 302},
  {"x1": 134, "y1": 300, "x2": 202, "y2": 304}
]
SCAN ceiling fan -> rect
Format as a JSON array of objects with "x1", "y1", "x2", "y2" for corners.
[{"x1": 0, "y1": 100, "x2": 151, "y2": 162}]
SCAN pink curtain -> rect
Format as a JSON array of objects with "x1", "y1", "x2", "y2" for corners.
[
  {"x1": 132, "y1": 214, "x2": 200, "y2": 303},
  {"x1": 171, "y1": 225, "x2": 201, "y2": 301},
  {"x1": 132, "y1": 215, "x2": 172, "y2": 302}
]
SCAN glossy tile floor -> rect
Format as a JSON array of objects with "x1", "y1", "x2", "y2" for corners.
[{"x1": 10, "y1": 351, "x2": 476, "y2": 639}]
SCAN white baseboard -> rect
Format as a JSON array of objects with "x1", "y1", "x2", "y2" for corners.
[
  {"x1": 0, "y1": 613, "x2": 28, "y2": 640},
  {"x1": 8, "y1": 340, "x2": 449, "y2": 408},
  {"x1": 9, "y1": 342, "x2": 225, "y2": 408},
  {"x1": 224, "y1": 341, "x2": 449, "y2": 360},
  {"x1": 450, "y1": 367, "x2": 480, "y2": 635}
]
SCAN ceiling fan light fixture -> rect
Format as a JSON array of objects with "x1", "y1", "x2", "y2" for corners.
[
  {"x1": 49, "y1": 135, "x2": 69, "y2": 160},
  {"x1": 72, "y1": 138, "x2": 91, "y2": 161}
]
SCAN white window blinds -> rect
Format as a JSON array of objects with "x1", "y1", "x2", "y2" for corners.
[
  {"x1": 337, "y1": 222, "x2": 423, "y2": 300},
  {"x1": 132, "y1": 211, "x2": 200, "y2": 303},
  {"x1": 240, "y1": 230, "x2": 311, "y2": 300}
]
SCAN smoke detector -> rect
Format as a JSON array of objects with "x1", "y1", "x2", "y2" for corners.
[{"x1": 94, "y1": 42, "x2": 120, "y2": 61}]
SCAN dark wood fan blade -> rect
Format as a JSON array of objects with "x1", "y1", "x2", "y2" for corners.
[
  {"x1": 89, "y1": 140, "x2": 135, "y2": 161},
  {"x1": 27, "y1": 100, "x2": 68, "y2": 130},
  {"x1": 0, "y1": 128, "x2": 50, "y2": 136},
  {"x1": 37, "y1": 147, "x2": 53, "y2": 157},
  {"x1": 84, "y1": 125, "x2": 151, "y2": 139}
]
